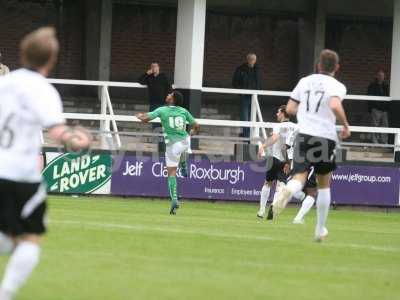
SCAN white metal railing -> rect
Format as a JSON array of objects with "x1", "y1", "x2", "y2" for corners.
[
  {"x1": 48, "y1": 79, "x2": 145, "y2": 88},
  {"x1": 201, "y1": 87, "x2": 392, "y2": 144},
  {"x1": 201, "y1": 87, "x2": 392, "y2": 101},
  {"x1": 48, "y1": 79, "x2": 147, "y2": 148},
  {"x1": 62, "y1": 111, "x2": 400, "y2": 134},
  {"x1": 48, "y1": 78, "x2": 396, "y2": 152}
]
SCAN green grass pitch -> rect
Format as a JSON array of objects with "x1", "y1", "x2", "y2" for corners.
[{"x1": 3, "y1": 196, "x2": 399, "y2": 300}]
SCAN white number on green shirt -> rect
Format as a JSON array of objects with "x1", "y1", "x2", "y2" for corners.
[{"x1": 168, "y1": 116, "x2": 185, "y2": 130}]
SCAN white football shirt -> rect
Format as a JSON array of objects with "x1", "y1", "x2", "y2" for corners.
[
  {"x1": 290, "y1": 74, "x2": 346, "y2": 142},
  {"x1": 270, "y1": 121, "x2": 298, "y2": 162},
  {"x1": 285, "y1": 125, "x2": 299, "y2": 161},
  {"x1": 0, "y1": 68, "x2": 64, "y2": 183}
]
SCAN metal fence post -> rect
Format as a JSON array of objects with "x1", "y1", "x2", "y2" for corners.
[
  {"x1": 99, "y1": 86, "x2": 109, "y2": 149},
  {"x1": 394, "y1": 133, "x2": 400, "y2": 162},
  {"x1": 104, "y1": 86, "x2": 121, "y2": 149},
  {"x1": 250, "y1": 94, "x2": 259, "y2": 144}
]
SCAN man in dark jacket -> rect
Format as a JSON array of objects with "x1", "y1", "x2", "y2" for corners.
[
  {"x1": 138, "y1": 62, "x2": 172, "y2": 111},
  {"x1": 232, "y1": 53, "x2": 263, "y2": 139},
  {"x1": 138, "y1": 62, "x2": 172, "y2": 150},
  {"x1": 367, "y1": 69, "x2": 390, "y2": 144}
]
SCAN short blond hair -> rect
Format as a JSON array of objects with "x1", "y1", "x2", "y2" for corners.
[{"x1": 20, "y1": 27, "x2": 59, "y2": 70}]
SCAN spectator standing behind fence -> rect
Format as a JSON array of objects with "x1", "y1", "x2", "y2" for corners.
[
  {"x1": 0, "y1": 52, "x2": 9, "y2": 76},
  {"x1": 367, "y1": 69, "x2": 390, "y2": 144},
  {"x1": 138, "y1": 62, "x2": 172, "y2": 151},
  {"x1": 232, "y1": 53, "x2": 263, "y2": 139},
  {"x1": 138, "y1": 62, "x2": 172, "y2": 112}
]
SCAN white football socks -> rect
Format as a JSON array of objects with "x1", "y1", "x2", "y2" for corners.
[
  {"x1": 259, "y1": 185, "x2": 270, "y2": 214},
  {"x1": 315, "y1": 188, "x2": 331, "y2": 237},
  {"x1": 294, "y1": 195, "x2": 315, "y2": 222},
  {"x1": 271, "y1": 181, "x2": 284, "y2": 205},
  {"x1": 0, "y1": 241, "x2": 40, "y2": 297},
  {"x1": 0, "y1": 234, "x2": 14, "y2": 256}
]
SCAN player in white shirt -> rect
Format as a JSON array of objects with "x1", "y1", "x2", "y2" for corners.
[
  {"x1": 273, "y1": 49, "x2": 351, "y2": 242},
  {"x1": 287, "y1": 121, "x2": 320, "y2": 224},
  {"x1": 266, "y1": 126, "x2": 318, "y2": 223},
  {"x1": 256, "y1": 105, "x2": 297, "y2": 218},
  {"x1": 0, "y1": 28, "x2": 91, "y2": 300}
]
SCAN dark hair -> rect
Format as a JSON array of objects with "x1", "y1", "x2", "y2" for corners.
[
  {"x1": 319, "y1": 49, "x2": 339, "y2": 73},
  {"x1": 278, "y1": 105, "x2": 289, "y2": 119},
  {"x1": 172, "y1": 91, "x2": 184, "y2": 106}
]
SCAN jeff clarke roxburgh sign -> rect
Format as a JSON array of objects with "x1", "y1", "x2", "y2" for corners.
[
  {"x1": 41, "y1": 152, "x2": 400, "y2": 206},
  {"x1": 110, "y1": 155, "x2": 400, "y2": 206}
]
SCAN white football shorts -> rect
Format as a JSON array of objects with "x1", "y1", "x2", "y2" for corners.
[{"x1": 165, "y1": 136, "x2": 191, "y2": 167}]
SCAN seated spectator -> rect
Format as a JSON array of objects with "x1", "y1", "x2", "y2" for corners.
[
  {"x1": 232, "y1": 53, "x2": 263, "y2": 139},
  {"x1": 138, "y1": 62, "x2": 172, "y2": 111},
  {"x1": 0, "y1": 52, "x2": 9, "y2": 76},
  {"x1": 367, "y1": 69, "x2": 390, "y2": 144}
]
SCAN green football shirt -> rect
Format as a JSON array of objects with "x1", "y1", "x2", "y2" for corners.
[{"x1": 147, "y1": 106, "x2": 196, "y2": 144}]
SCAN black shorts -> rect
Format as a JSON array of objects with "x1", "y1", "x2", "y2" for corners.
[
  {"x1": 292, "y1": 134, "x2": 337, "y2": 175},
  {"x1": 0, "y1": 179, "x2": 47, "y2": 236},
  {"x1": 265, "y1": 157, "x2": 288, "y2": 183},
  {"x1": 304, "y1": 167, "x2": 317, "y2": 189},
  {"x1": 288, "y1": 166, "x2": 317, "y2": 189}
]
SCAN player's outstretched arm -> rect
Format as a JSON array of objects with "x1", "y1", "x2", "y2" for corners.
[
  {"x1": 136, "y1": 113, "x2": 151, "y2": 123},
  {"x1": 258, "y1": 133, "x2": 279, "y2": 158},
  {"x1": 263, "y1": 133, "x2": 279, "y2": 148},
  {"x1": 286, "y1": 99, "x2": 299, "y2": 116},
  {"x1": 48, "y1": 124, "x2": 92, "y2": 151},
  {"x1": 329, "y1": 96, "x2": 351, "y2": 139}
]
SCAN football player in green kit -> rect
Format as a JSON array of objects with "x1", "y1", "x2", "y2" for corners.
[{"x1": 136, "y1": 91, "x2": 200, "y2": 215}]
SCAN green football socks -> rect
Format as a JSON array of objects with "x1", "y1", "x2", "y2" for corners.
[
  {"x1": 168, "y1": 176, "x2": 178, "y2": 205},
  {"x1": 179, "y1": 152, "x2": 188, "y2": 177}
]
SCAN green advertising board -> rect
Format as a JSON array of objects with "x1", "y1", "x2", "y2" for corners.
[{"x1": 42, "y1": 152, "x2": 112, "y2": 194}]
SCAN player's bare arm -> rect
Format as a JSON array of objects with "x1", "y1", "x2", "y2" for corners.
[
  {"x1": 136, "y1": 113, "x2": 151, "y2": 123},
  {"x1": 263, "y1": 133, "x2": 280, "y2": 148},
  {"x1": 190, "y1": 122, "x2": 200, "y2": 136},
  {"x1": 329, "y1": 96, "x2": 351, "y2": 139},
  {"x1": 258, "y1": 133, "x2": 279, "y2": 158},
  {"x1": 286, "y1": 99, "x2": 299, "y2": 116}
]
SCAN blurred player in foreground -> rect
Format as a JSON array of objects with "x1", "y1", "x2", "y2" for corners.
[
  {"x1": 257, "y1": 105, "x2": 297, "y2": 218},
  {"x1": 273, "y1": 49, "x2": 351, "y2": 242},
  {"x1": 0, "y1": 27, "x2": 91, "y2": 300},
  {"x1": 136, "y1": 91, "x2": 200, "y2": 215}
]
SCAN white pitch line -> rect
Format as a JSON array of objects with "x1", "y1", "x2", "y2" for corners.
[
  {"x1": 51, "y1": 220, "x2": 400, "y2": 253},
  {"x1": 44, "y1": 248, "x2": 398, "y2": 276},
  {"x1": 52, "y1": 220, "x2": 276, "y2": 241}
]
